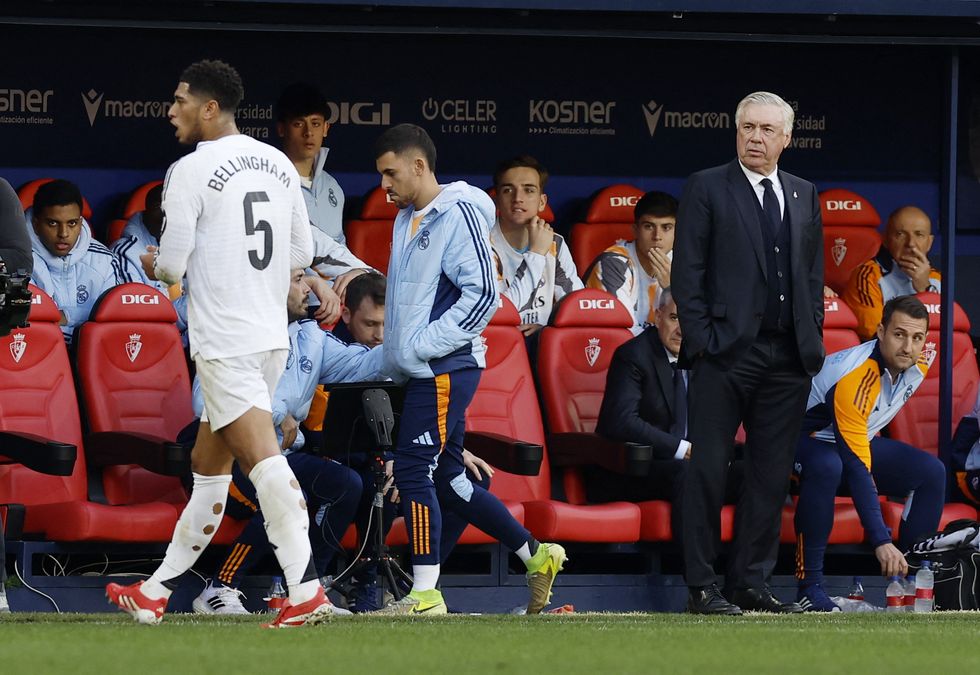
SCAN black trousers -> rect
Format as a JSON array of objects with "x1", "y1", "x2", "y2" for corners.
[{"x1": 682, "y1": 332, "x2": 811, "y2": 590}]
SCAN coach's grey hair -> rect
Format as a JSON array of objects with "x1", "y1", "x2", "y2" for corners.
[
  {"x1": 735, "y1": 91, "x2": 795, "y2": 135},
  {"x1": 656, "y1": 287, "x2": 674, "y2": 312}
]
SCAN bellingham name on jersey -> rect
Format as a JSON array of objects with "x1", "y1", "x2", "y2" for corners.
[{"x1": 206, "y1": 154, "x2": 294, "y2": 193}]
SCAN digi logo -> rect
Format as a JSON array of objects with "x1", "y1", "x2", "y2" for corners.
[
  {"x1": 578, "y1": 298, "x2": 615, "y2": 310},
  {"x1": 825, "y1": 200, "x2": 863, "y2": 211},
  {"x1": 121, "y1": 294, "x2": 160, "y2": 305},
  {"x1": 609, "y1": 196, "x2": 638, "y2": 208}
]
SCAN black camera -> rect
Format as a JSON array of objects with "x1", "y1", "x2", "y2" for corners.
[{"x1": 0, "y1": 269, "x2": 32, "y2": 337}]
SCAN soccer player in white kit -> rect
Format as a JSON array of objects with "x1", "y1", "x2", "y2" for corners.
[{"x1": 106, "y1": 60, "x2": 334, "y2": 627}]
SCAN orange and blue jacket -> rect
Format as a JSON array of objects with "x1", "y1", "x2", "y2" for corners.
[{"x1": 800, "y1": 339, "x2": 932, "y2": 545}]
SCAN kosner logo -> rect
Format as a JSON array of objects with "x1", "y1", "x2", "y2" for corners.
[
  {"x1": 82, "y1": 89, "x2": 171, "y2": 126},
  {"x1": 643, "y1": 99, "x2": 730, "y2": 137}
]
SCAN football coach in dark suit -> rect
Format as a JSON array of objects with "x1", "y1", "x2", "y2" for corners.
[
  {"x1": 592, "y1": 290, "x2": 691, "y2": 505},
  {"x1": 672, "y1": 91, "x2": 825, "y2": 615}
]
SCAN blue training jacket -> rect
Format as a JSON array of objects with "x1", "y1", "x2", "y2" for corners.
[
  {"x1": 29, "y1": 220, "x2": 130, "y2": 342},
  {"x1": 383, "y1": 181, "x2": 498, "y2": 382}
]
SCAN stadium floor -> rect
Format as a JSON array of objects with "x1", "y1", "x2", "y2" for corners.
[{"x1": 1, "y1": 612, "x2": 977, "y2": 674}]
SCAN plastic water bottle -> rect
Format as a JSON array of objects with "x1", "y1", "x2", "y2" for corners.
[
  {"x1": 914, "y1": 562, "x2": 934, "y2": 613},
  {"x1": 267, "y1": 576, "x2": 286, "y2": 615},
  {"x1": 903, "y1": 575, "x2": 916, "y2": 612},
  {"x1": 847, "y1": 576, "x2": 865, "y2": 601},
  {"x1": 885, "y1": 576, "x2": 905, "y2": 613}
]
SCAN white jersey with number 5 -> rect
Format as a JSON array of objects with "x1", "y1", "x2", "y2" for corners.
[{"x1": 155, "y1": 133, "x2": 314, "y2": 359}]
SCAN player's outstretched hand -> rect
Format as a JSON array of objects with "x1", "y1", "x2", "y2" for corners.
[
  {"x1": 462, "y1": 448, "x2": 494, "y2": 481},
  {"x1": 140, "y1": 246, "x2": 159, "y2": 281},
  {"x1": 874, "y1": 542, "x2": 909, "y2": 578}
]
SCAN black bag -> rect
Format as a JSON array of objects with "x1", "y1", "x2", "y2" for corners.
[{"x1": 906, "y1": 519, "x2": 980, "y2": 611}]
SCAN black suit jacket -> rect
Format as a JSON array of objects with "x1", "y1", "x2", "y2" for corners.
[
  {"x1": 0, "y1": 178, "x2": 32, "y2": 276},
  {"x1": 672, "y1": 159, "x2": 825, "y2": 375},
  {"x1": 596, "y1": 329, "x2": 684, "y2": 461}
]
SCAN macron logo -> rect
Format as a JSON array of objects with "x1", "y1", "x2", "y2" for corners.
[
  {"x1": 412, "y1": 431, "x2": 434, "y2": 446},
  {"x1": 643, "y1": 100, "x2": 664, "y2": 137},
  {"x1": 82, "y1": 89, "x2": 103, "y2": 126}
]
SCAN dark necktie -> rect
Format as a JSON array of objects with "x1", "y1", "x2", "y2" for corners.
[
  {"x1": 760, "y1": 177, "x2": 782, "y2": 237},
  {"x1": 670, "y1": 363, "x2": 688, "y2": 439}
]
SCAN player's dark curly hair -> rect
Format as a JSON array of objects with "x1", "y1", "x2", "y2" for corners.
[{"x1": 180, "y1": 60, "x2": 244, "y2": 113}]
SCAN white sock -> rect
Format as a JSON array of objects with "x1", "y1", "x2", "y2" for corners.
[
  {"x1": 142, "y1": 473, "x2": 231, "y2": 601},
  {"x1": 412, "y1": 564, "x2": 440, "y2": 592},
  {"x1": 249, "y1": 454, "x2": 319, "y2": 605},
  {"x1": 515, "y1": 542, "x2": 532, "y2": 563}
]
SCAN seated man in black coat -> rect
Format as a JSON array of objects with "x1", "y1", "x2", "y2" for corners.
[{"x1": 591, "y1": 289, "x2": 740, "y2": 536}]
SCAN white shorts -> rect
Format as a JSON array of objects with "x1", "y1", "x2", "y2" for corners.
[{"x1": 194, "y1": 349, "x2": 288, "y2": 431}]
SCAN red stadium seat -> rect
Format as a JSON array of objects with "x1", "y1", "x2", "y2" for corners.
[
  {"x1": 486, "y1": 186, "x2": 556, "y2": 223},
  {"x1": 345, "y1": 186, "x2": 397, "y2": 274},
  {"x1": 0, "y1": 286, "x2": 180, "y2": 542},
  {"x1": 75, "y1": 284, "x2": 194, "y2": 507},
  {"x1": 820, "y1": 188, "x2": 882, "y2": 295},
  {"x1": 888, "y1": 293, "x2": 979, "y2": 457},
  {"x1": 106, "y1": 218, "x2": 128, "y2": 245},
  {"x1": 123, "y1": 180, "x2": 164, "y2": 219},
  {"x1": 569, "y1": 184, "x2": 646, "y2": 274},
  {"x1": 17, "y1": 177, "x2": 93, "y2": 221},
  {"x1": 530, "y1": 289, "x2": 643, "y2": 542},
  {"x1": 889, "y1": 502, "x2": 978, "y2": 543},
  {"x1": 822, "y1": 297, "x2": 861, "y2": 353}
]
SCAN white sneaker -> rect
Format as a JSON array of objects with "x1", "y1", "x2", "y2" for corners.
[{"x1": 192, "y1": 582, "x2": 249, "y2": 615}]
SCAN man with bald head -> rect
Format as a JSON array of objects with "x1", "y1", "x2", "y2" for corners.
[{"x1": 843, "y1": 205, "x2": 941, "y2": 341}]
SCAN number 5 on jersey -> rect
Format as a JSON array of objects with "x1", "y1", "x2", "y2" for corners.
[{"x1": 244, "y1": 191, "x2": 273, "y2": 270}]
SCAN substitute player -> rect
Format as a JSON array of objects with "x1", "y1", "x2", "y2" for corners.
[
  {"x1": 374, "y1": 124, "x2": 565, "y2": 616},
  {"x1": 106, "y1": 60, "x2": 329, "y2": 628},
  {"x1": 794, "y1": 295, "x2": 946, "y2": 611}
]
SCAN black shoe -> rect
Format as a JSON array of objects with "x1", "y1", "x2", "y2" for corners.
[
  {"x1": 687, "y1": 584, "x2": 743, "y2": 615},
  {"x1": 729, "y1": 587, "x2": 803, "y2": 614}
]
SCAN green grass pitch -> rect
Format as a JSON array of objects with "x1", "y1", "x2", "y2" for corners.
[{"x1": 2, "y1": 612, "x2": 978, "y2": 674}]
